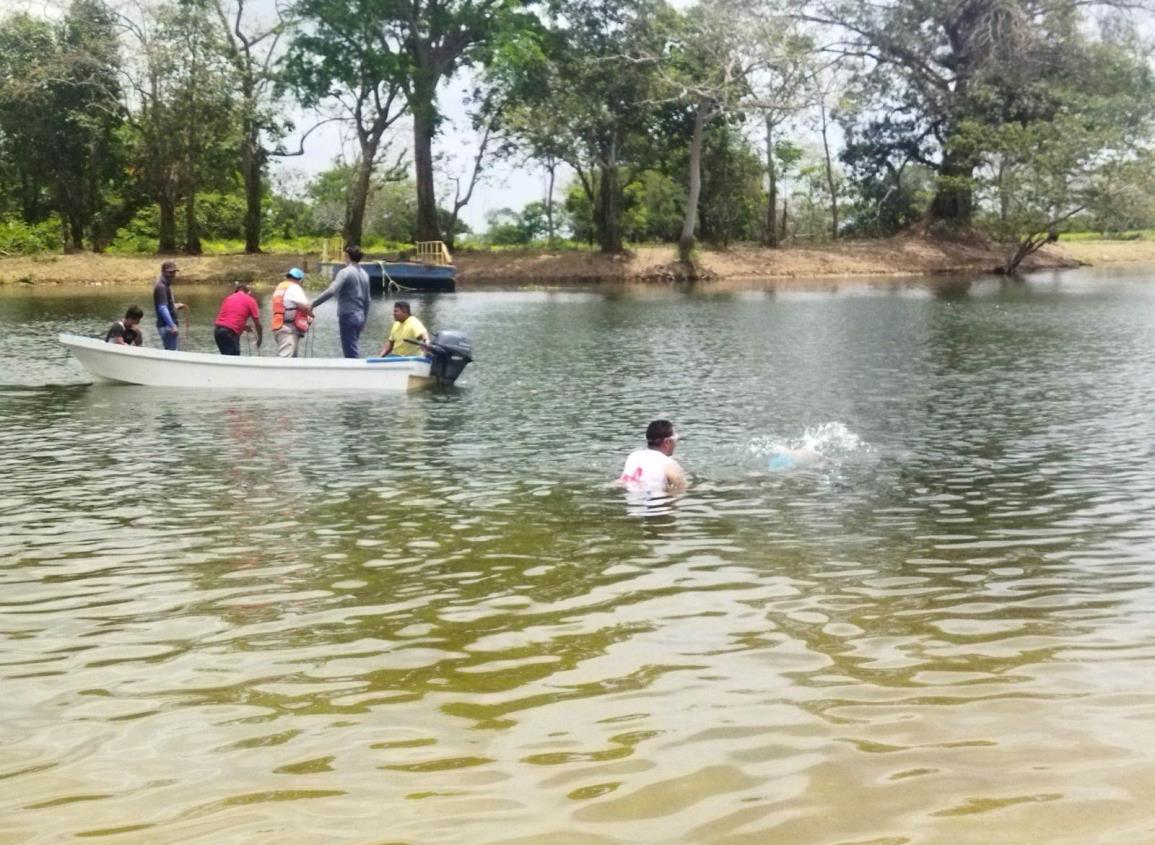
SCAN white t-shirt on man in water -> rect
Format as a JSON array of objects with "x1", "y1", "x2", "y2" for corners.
[{"x1": 619, "y1": 448, "x2": 686, "y2": 494}]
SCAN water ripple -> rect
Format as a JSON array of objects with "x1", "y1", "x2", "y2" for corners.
[{"x1": 3, "y1": 275, "x2": 1155, "y2": 842}]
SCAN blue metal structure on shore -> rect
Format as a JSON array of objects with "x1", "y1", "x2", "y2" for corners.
[{"x1": 319, "y1": 240, "x2": 457, "y2": 295}]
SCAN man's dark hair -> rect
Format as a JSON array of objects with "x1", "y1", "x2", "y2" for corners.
[
  {"x1": 646, "y1": 419, "x2": 675, "y2": 448},
  {"x1": 394, "y1": 300, "x2": 411, "y2": 315},
  {"x1": 125, "y1": 305, "x2": 144, "y2": 320},
  {"x1": 345, "y1": 244, "x2": 363, "y2": 262}
]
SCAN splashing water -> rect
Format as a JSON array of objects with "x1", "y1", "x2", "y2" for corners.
[{"x1": 749, "y1": 422, "x2": 872, "y2": 470}]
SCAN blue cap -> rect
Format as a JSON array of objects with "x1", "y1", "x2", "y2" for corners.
[{"x1": 286, "y1": 267, "x2": 304, "y2": 280}]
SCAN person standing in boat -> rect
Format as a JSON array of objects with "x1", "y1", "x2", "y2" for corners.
[
  {"x1": 104, "y1": 305, "x2": 144, "y2": 346},
  {"x1": 311, "y1": 244, "x2": 370, "y2": 358},
  {"x1": 213, "y1": 282, "x2": 263, "y2": 356},
  {"x1": 271, "y1": 268, "x2": 312, "y2": 357},
  {"x1": 618, "y1": 419, "x2": 687, "y2": 494},
  {"x1": 379, "y1": 301, "x2": 429, "y2": 356},
  {"x1": 153, "y1": 260, "x2": 187, "y2": 351}
]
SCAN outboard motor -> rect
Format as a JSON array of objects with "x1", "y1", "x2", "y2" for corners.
[{"x1": 426, "y1": 330, "x2": 473, "y2": 386}]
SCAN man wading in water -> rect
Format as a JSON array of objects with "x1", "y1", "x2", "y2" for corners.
[{"x1": 619, "y1": 419, "x2": 687, "y2": 494}]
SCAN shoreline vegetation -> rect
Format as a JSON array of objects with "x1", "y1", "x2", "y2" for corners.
[{"x1": 0, "y1": 235, "x2": 1152, "y2": 290}]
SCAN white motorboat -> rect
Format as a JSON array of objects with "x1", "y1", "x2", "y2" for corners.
[{"x1": 59, "y1": 332, "x2": 473, "y2": 391}]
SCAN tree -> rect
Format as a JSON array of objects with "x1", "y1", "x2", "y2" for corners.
[
  {"x1": 52, "y1": 0, "x2": 127, "y2": 250},
  {"x1": 441, "y1": 90, "x2": 505, "y2": 249},
  {"x1": 212, "y1": 0, "x2": 293, "y2": 253},
  {"x1": 121, "y1": 0, "x2": 236, "y2": 254},
  {"x1": 697, "y1": 125, "x2": 765, "y2": 244},
  {"x1": 0, "y1": 13, "x2": 57, "y2": 226},
  {"x1": 480, "y1": 27, "x2": 571, "y2": 244},
  {"x1": 121, "y1": 4, "x2": 175, "y2": 251},
  {"x1": 810, "y1": 62, "x2": 844, "y2": 239},
  {"x1": 495, "y1": 0, "x2": 673, "y2": 253},
  {"x1": 174, "y1": 1, "x2": 237, "y2": 254},
  {"x1": 657, "y1": 0, "x2": 754, "y2": 262},
  {"x1": 975, "y1": 35, "x2": 1155, "y2": 272},
  {"x1": 484, "y1": 203, "x2": 548, "y2": 244},
  {"x1": 622, "y1": 170, "x2": 683, "y2": 242},
  {"x1": 290, "y1": 0, "x2": 532, "y2": 244},
  {"x1": 743, "y1": 19, "x2": 812, "y2": 247},
  {"x1": 399, "y1": 0, "x2": 531, "y2": 242},
  {"x1": 285, "y1": 0, "x2": 409, "y2": 245},
  {"x1": 809, "y1": 0, "x2": 1152, "y2": 228}
]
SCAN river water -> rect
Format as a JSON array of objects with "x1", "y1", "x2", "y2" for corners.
[{"x1": 2, "y1": 267, "x2": 1155, "y2": 844}]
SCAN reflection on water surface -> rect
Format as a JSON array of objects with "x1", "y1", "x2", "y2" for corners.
[{"x1": 3, "y1": 268, "x2": 1155, "y2": 843}]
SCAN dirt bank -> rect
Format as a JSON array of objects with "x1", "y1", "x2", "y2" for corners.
[
  {"x1": 456, "y1": 235, "x2": 1083, "y2": 285},
  {"x1": 0, "y1": 234, "x2": 1142, "y2": 289},
  {"x1": 0, "y1": 252, "x2": 313, "y2": 287}
]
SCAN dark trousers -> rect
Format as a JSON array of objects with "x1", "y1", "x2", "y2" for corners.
[
  {"x1": 214, "y1": 325, "x2": 241, "y2": 356},
  {"x1": 338, "y1": 311, "x2": 366, "y2": 359}
]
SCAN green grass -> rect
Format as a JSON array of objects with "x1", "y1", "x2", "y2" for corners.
[
  {"x1": 1058, "y1": 230, "x2": 1155, "y2": 242},
  {"x1": 453, "y1": 238, "x2": 598, "y2": 254}
]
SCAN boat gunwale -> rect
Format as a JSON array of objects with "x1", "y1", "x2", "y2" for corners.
[{"x1": 58, "y1": 333, "x2": 430, "y2": 370}]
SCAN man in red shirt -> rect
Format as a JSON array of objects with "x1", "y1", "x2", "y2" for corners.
[{"x1": 213, "y1": 282, "x2": 263, "y2": 355}]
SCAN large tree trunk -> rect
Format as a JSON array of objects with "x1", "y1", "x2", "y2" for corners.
[
  {"x1": 64, "y1": 212, "x2": 84, "y2": 252},
  {"x1": 56, "y1": 168, "x2": 85, "y2": 251},
  {"x1": 19, "y1": 171, "x2": 41, "y2": 222},
  {"x1": 184, "y1": 189, "x2": 202, "y2": 255},
  {"x1": 158, "y1": 193, "x2": 178, "y2": 254},
  {"x1": 344, "y1": 148, "x2": 377, "y2": 247},
  {"x1": 597, "y1": 163, "x2": 622, "y2": 253},
  {"x1": 241, "y1": 127, "x2": 264, "y2": 254},
  {"x1": 545, "y1": 160, "x2": 556, "y2": 242},
  {"x1": 819, "y1": 101, "x2": 838, "y2": 240},
  {"x1": 412, "y1": 91, "x2": 440, "y2": 242},
  {"x1": 679, "y1": 103, "x2": 707, "y2": 264},
  {"x1": 764, "y1": 115, "x2": 779, "y2": 248},
  {"x1": 929, "y1": 148, "x2": 976, "y2": 224}
]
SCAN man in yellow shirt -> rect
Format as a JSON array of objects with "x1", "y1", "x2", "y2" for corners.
[{"x1": 379, "y1": 301, "x2": 430, "y2": 356}]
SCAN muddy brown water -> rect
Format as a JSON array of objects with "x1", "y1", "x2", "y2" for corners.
[{"x1": 2, "y1": 267, "x2": 1155, "y2": 843}]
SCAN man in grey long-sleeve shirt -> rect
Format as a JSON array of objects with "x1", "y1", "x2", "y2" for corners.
[{"x1": 312, "y1": 244, "x2": 371, "y2": 358}]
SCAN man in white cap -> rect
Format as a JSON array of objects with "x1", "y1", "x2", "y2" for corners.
[{"x1": 271, "y1": 267, "x2": 312, "y2": 358}]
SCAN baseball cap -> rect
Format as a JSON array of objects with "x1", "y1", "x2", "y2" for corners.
[{"x1": 286, "y1": 268, "x2": 304, "y2": 280}]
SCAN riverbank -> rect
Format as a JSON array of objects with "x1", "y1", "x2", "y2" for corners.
[{"x1": 0, "y1": 234, "x2": 1150, "y2": 288}]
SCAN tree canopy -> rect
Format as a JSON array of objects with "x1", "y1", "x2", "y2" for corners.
[{"x1": 0, "y1": 0, "x2": 1152, "y2": 269}]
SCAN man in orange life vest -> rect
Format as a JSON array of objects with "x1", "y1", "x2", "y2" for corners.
[{"x1": 271, "y1": 268, "x2": 312, "y2": 358}]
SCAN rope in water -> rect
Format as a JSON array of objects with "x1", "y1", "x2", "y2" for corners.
[{"x1": 380, "y1": 260, "x2": 418, "y2": 294}]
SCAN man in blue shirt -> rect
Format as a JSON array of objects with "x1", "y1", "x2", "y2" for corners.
[
  {"x1": 153, "y1": 260, "x2": 187, "y2": 350},
  {"x1": 311, "y1": 245, "x2": 370, "y2": 358}
]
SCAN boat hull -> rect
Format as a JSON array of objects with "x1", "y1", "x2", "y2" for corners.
[{"x1": 60, "y1": 334, "x2": 433, "y2": 392}]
